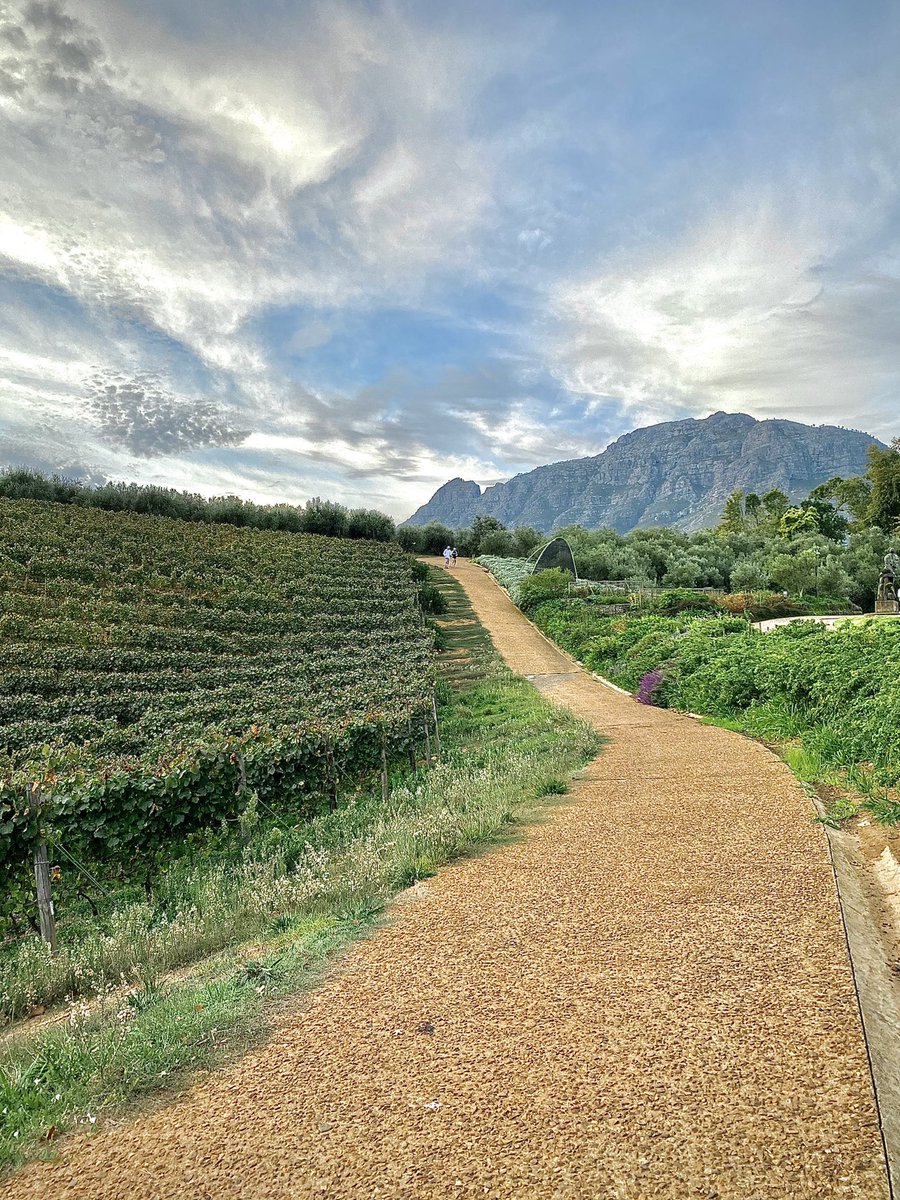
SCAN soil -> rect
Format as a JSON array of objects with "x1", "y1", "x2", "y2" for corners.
[{"x1": 1, "y1": 560, "x2": 889, "y2": 1199}]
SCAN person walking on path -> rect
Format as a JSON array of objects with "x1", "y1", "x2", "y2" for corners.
[
  {"x1": 442, "y1": 545, "x2": 452, "y2": 568},
  {"x1": 450, "y1": 546, "x2": 458, "y2": 567}
]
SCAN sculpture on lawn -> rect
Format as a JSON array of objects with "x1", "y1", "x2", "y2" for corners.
[{"x1": 876, "y1": 550, "x2": 900, "y2": 610}]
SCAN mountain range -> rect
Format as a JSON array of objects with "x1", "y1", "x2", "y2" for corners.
[{"x1": 404, "y1": 412, "x2": 881, "y2": 534}]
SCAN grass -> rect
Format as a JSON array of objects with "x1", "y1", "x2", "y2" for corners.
[
  {"x1": 426, "y1": 562, "x2": 498, "y2": 688},
  {"x1": 0, "y1": 570, "x2": 601, "y2": 1171}
]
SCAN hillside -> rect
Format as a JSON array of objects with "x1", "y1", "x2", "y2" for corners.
[
  {"x1": 0, "y1": 498, "x2": 432, "y2": 940},
  {"x1": 405, "y1": 412, "x2": 881, "y2": 533}
]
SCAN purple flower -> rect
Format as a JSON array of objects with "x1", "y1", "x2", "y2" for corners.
[{"x1": 636, "y1": 668, "x2": 664, "y2": 705}]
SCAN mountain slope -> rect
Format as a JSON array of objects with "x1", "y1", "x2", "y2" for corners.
[{"x1": 404, "y1": 412, "x2": 881, "y2": 533}]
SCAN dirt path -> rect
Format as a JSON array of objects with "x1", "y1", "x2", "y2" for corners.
[{"x1": 3, "y1": 561, "x2": 889, "y2": 1199}]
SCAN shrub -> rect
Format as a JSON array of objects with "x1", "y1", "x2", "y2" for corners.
[
  {"x1": 743, "y1": 594, "x2": 806, "y2": 621},
  {"x1": 418, "y1": 583, "x2": 448, "y2": 615},
  {"x1": 519, "y1": 568, "x2": 573, "y2": 612},
  {"x1": 650, "y1": 589, "x2": 722, "y2": 616},
  {"x1": 476, "y1": 556, "x2": 532, "y2": 604},
  {"x1": 636, "y1": 668, "x2": 665, "y2": 705}
]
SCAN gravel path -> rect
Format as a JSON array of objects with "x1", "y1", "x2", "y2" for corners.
[{"x1": 3, "y1": 561, "x2": 889, "y2": 1199}]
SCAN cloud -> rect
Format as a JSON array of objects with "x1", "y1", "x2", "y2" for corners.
[
  {"x1": 3, "y1": 0, "x2": 900, "y2": 522},
  {"x1": 549, "y1": 183, "x2": 900, "y2": 442},
  {"x1": 87, "y1": 372, "x2": 249, "y2": 456}
]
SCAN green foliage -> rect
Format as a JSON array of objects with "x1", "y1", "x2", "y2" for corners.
[
  {"x1": 650, "y1": 589, "x2": 721, "y2": 616},
  {"x1": 768, "y1": 549, "x2": 819, "y2": 596},
  {"x1": 779, "y1": 505, "x2": 820, "y2": 537},
  {"x1": 0, "y1": 468, "x2": 396, "y2": 543},
  {"x1": 718, "y1": 489, "x2": 748, "y2": 534},
  {"x1": 474, "y1": 555, "x2": 533, "y2": 604},
  {"x1": 528, "y1": 594, "x2": 900, "y2": 814},
  {"x1": 518, "y1": 567, "x2": 572, "y2": 612},
  {"x1": 866, "y1": 442, "x2": 900, "y2": 531},
  {"x1": 417, "y1": 583, "x2": 448, "y2": 615},
  {"x1": 0, "y1": 499, "x2": 433, "y2": 931}
]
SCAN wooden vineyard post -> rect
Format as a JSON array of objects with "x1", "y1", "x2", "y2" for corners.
[
  {"x1": 381, "y1": 736, "x2": 389, "y2": 805},
  {"x1": 30, "y1": 783, "x2": 57, "y2": 954},
  {"x1": 424, "y1": 715, "x2": 432, "y2": 766},
  {"x1": 406, "y1": 715, "x2": 417, "y2": 772},
  {"x1": 325, "y1": 742, "x2": 338, "y2": 811},
  {"x1": 431, "y1": 693, "x2": 441, "y2": 759}
]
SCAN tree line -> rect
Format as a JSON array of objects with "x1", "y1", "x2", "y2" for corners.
[{"x1": 0, "y1": 467, "x2": 396, "y2": 542}]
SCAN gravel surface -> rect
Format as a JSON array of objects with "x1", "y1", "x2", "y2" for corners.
[{"x1": 3, "y1": 561, "x2": 888, "y2": 1199}]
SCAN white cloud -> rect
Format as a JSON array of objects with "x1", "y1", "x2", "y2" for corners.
[
  {"x1": 550, "y1": 190, "x2": 900, "y2": 441},
  {"x1": 0, "y1": 0, "x2": 502, "y2": 436}
]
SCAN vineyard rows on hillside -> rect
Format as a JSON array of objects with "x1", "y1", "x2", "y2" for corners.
[{"x1": 0, "y1": 500, "x2": 433, "y2": 929}]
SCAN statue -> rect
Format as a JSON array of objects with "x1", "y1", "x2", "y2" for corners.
[{"x1": 876, "y1": 550, "x2": 900, "y2": 613}]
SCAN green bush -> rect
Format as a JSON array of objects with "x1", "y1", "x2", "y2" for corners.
[
  {"x1": 650, "y1": 589, "x2": 722, "y2": 616},
  {"x1": 518, "y1": 568, "x2": 573, "y2": 612}
]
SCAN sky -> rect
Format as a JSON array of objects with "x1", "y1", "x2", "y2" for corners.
[{"x1": 2, "y1": 0, "x2": 900, "y2": 520}]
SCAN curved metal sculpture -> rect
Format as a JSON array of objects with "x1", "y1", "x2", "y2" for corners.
[
  {"x1": 530, "y1": 536, "x2": 577, "y2": 578},
  {"x1": 876, "y1": 549, "x2": 900, "y2": 614}
]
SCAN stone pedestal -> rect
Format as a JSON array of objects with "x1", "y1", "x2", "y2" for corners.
[{"x1": 875, "y1": 599, "x2": 900, "y2": 615}]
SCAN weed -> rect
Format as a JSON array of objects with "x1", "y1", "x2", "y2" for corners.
[{"x1": 535, "y1": 779, "x2": 568, "y2": 797}]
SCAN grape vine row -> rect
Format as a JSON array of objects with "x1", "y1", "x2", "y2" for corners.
[{"x1": 0, "y1": 499, "x2": 433, "y2": 911}]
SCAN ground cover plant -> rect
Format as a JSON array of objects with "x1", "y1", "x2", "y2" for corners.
[
  {"x1": 0, "y1": 567, "x2": 600, "y2": 1170},
  {"x1": 474, "y1": 555, "x2": 533, "y2": 604},
  {"x1": 0, "y1": 498, "x2": 434, "y2": 944},
  {"x1": 476, "y1": 557, "x2": 900, "y2": 819}
]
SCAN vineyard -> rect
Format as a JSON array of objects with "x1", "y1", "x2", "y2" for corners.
[{"x1": 0, "y1": 499, "x2": 433, "y2": 936}]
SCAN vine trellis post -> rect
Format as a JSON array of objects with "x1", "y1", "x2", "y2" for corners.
[
  {"x1": 406, "y1": 715, "x2": 417, "y2": 772},
  {"x1": 431, "y1": 693, "x2": 441, "y2": 758},
  {"x1": 29, "y1": 782, "x2": 57, "y2": 954},
  {"x1": 325, "y1": 741, "x2": 338, "y2": 811}
]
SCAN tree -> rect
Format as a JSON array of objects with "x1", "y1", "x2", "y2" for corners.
[
  {"x1": 809, "y1": 475, "x2": 872, "y2": 525},
  {"x1": 718, "y1": 489, "x2": 747, "y2": 534},
  {"x1": 730, "y1": 556, "x2": 768, "y2": 592},
  {"x1": 866, "y1": 443, "x2": 900, "y2": 531},
  {"x1": 744, "y1": 493, "x2": 762, "y2": 526},
  {"x1": 662, "y1": 554, "x2": 702, "y2": 587},
  {"x1": 779, "y1": 505, "x2": 820, "y2": 538},
  {"x1": 470, "y1": 515, "x2": 507, "y2": 555},
  {"x1": 816, "y1": 555, "x2": 852, "y2": 598},
  {"x1": 800, "y1": 499, "x2": 848, "y2": 541},
  {"x1": 396, "y1": 526, "x2": 424, "y2": 553},
  {"x1": 479, "y1": 528, "x2": 515, "y2": 556},
  {"x1": 301, "y1": 498, "x2": 348, "y2": 537},
  {"x1": 761, "y1": 489, "x2": 790, "y2": 526},
  {"x1": 416, "y1": 521, "x2": 455, "y2": 555},
  {"x1": 346, "y1": 508, "x2": 395, "y2": 542},
  {"x1": 767, "y1": 549, "x2": 818, "y2": 597},
  {"x1": 512, "y1": 526, "x2": 542, "y2": 557}
]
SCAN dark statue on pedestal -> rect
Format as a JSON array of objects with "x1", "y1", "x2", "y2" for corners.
[{"x1": 875, "y1": 550, "x2": 900, "y2": 614}]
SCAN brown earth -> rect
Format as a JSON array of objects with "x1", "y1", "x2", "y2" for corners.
[{"x1": 2, "y1": 560, "x2": 889, "y2": 1199}]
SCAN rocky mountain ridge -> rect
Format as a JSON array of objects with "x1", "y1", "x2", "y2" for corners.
[{"x1": 405, "y1": 412, "x2": 881, "y2": 533}]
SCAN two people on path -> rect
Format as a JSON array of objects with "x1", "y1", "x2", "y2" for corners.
[{"x1": 443, "y1": 546, "x2": 459, "y2": 568}]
